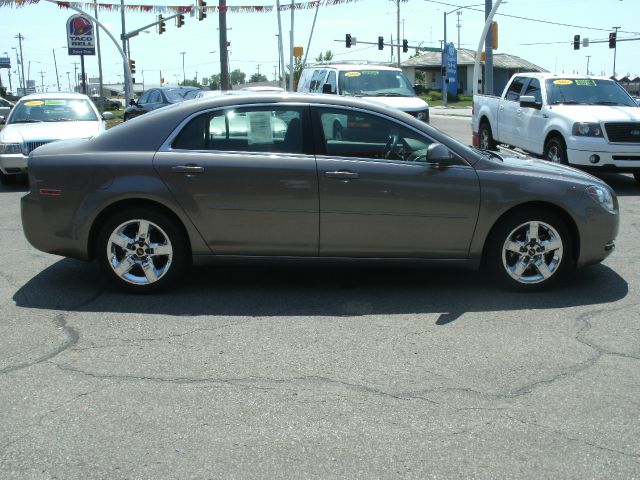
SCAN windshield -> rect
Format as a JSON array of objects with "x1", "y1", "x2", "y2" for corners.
[
  {"x1": 8, "y1": 98, "x2": 98, "y2": 124},
  {"x1": 338, "y1": 69, "x2": 416, "y2": 97},
  {"x1": 166, "y1": 88, "x2": 198, "y2": 103},
  {"x1": 546, "y1": 79, "x2": 636, "y2": 107}
]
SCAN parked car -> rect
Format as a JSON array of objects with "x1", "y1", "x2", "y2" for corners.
[
  {"x1": 22, "y1": 93, "x2": 618, "y2": 293},
  {"x1": 91, "y1": 95, "x2": 121, "y2": 111},
  {"x1": 298, "y1": 63, "x2": 429, "y2": 123},
  {"x1": 123, "y1": 86, "x2": 200, "y2": 121},
  {"x1": 0, "y1": 92, "x2": 112, "y2": 184},
  {"x1": 0, "y1": 97, "x2": 14, "y2": 118},
  {"x1": 472, "y1": 73, "x2": 640, "y2": 183}
]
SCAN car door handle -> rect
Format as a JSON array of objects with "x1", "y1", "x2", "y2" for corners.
[
  {"x1": 171, "y1": 165, "x2": 205, "y2": 174},
  {"x1": 325, "y1": 170, "x2": 359, "y2": 179}
]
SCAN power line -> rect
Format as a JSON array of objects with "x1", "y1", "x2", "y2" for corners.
[{"x1": 423, "y1": 0, "x2": 640, "y2": 35}]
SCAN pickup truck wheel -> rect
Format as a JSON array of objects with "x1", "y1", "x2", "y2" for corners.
[
  {"x1": 544, "y1": 137, "x2": 568, "y2": 165},
  {"x1": 479, "y1": 122, "x2": 497, "y2": 150},
  {"x1": 484, "y1": 209, "x2": 573, "y2": 291}
]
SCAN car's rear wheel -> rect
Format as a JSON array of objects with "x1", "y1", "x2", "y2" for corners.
[
  {"x1": 478, "y1": 121, "x2": 497, "y2": 150},
  {"x1": 96, "y1": 208, "x2": 189, "y2": 293},
  {"x1": 544, "y1": 136, "x2": 568, "y2": 165},
  {"x1": 484, "y1": 209, "x2": 573, "y2": 291}
]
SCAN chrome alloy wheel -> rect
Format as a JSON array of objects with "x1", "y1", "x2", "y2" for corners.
[
  {"x1": 106, "y1": 219, "x2": 173, "y2": 285},
  {"x1": 547, "y1": 145, "x2": 562, "y2": 163},
  {"x1": 480, "y1": 128, "x2": 490, "y2": 150},
  {"x1": 502, "y1": 221, "x2": 563, "y2": 284}
]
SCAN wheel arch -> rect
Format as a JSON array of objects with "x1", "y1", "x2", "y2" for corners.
[
  {"x1": 481, "y1": 201, "x2": 580, "y2": 265},
  {"x1": 87, "y1": 198, "x2": 193, "y2": 260},
  {"x1": 544, "y1": 130, "x2": 566, "y2": 149}
]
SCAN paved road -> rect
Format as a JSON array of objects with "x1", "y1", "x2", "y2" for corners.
[{"x1": 1, "y1": 123, "x2": 639, "y2": 478}]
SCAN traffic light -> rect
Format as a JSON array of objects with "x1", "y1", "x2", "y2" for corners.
[
  {"x1": 492, "y1": 21, "x2": 498, "y2": 50},
  {"x1": 176, "y1": 14, "x2": 184, "y2": 28},
  {"x1": 157, "y1": 15, "x2": 165, "y2": 34},
  {"x1": 128, "y1": 59, "x2": 136, "y2": 74},
  {"x1": 573, "y1": 34, "x2": 580, "y2": 50},
  {"x1": 346, "y1": 34, "x2": 352, "y2": 48},
  {"x1": 402, "y1": 39, "x2": 408, "y2": 53},
  {"x1": 198, "y1": 0, "x2": 207, "y2": 21},
  {"x1": 609, "y1": 32, "x2": 617, "y2": 49},
  {"x1": 378, "y1": 36, "x2": 384, "y2": 50}
]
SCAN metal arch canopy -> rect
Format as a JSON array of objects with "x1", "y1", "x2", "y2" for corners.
[{"x1": 473, "y1": 0, "x2": 504, "y2": 95}]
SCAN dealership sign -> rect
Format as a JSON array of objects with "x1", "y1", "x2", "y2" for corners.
[{"x1": 67, "y1": 14, "x2": 95, "y2": 56}]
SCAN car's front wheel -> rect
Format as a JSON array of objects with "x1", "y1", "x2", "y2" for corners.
[
  {"x1": 544, "y1": 136, "x2": 568, "y2": 165},
  {"x1": 484, "y1": 209, "x2": 573, "y2": 291},
  {"x1": 96, "y1": 208, "x2": 189, "y2": 293}
]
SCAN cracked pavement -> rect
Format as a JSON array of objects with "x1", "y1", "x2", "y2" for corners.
[{"x1": 1, "y1": 126, "x2": 639, "y2": 478}]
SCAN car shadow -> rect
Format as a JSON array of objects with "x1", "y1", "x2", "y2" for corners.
[
  {"x1": 0, "y1": 182, "x2": 28, "y2": 194},
  {"x1": 13, "y1": 259, "x2": 628, "y2": 325},
  {"x1": 591, "y1": 173, "x2": 638, "y2": 197}
]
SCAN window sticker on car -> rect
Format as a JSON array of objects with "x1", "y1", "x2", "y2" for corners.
[
  {"x1": 361, "y1": 71, "x2": 380, "y2": 76},
  {"x1": 247, "y1": 111, "x2": 274, "y2": 145},
  {"x1": 44, "y1": 100, "x2": 67, "y2": 105},
  {"x1": 24, "y1": 101, "x2": 44, "y2": 106},
  {"x1": 345, "y1": 72, "x2": 361, "y2": 77},
  {"x1": 574, "y1": 79, "x2": 597, "y2": 86},
  {"x1": 553, "y1": 79, "x2": 573, "y2": 85}
]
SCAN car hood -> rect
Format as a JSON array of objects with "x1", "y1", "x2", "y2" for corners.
[
  {"x1": 0, "y1": 121, "x2": 104, "y2": 143},
  {"x1": 358, "y1": 95, "x2": 429, "y2": 112},
  {"x1": 493, "y1": 154, "x2": 603, "y2": 185},
  {"x1": 549, "y1": 105, "x2": 640, "y2": 123}
]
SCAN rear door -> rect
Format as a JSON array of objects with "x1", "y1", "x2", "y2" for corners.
[
  {"x1": 154, "y1": 104, "x2": 319, "y2": 255},
  {"x1": 312, "y1": 106, "x2": 480, "y2": 258},
  {"x1": 497, "y1": 76, "x2": 526, "y2": 146},
  {"x1": 517, "y1": 77, "x2": 546, "y2": 154}
]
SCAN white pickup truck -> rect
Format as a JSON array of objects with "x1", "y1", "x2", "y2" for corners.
[{"x1": 472, "y1": 72, "x2": 640, "y2": 183}]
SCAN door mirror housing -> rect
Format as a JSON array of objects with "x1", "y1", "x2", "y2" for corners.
[
  {"x1": 426, "y1": 142, "x2": 453, "y2": 164},
  {"x1": 322, "y1": 83, "x2": 336, "y2": 94},
  {"x1": 414, "y1": 84, "x2": 424, "y2": 95},
  {"x1": 520, "y1": 95, "x2": 542, "y2": 110},
  {"x1": 101, "y1": 111, "x2": 114, "y2": 121}
]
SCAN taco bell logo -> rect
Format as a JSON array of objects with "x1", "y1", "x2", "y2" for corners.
[{"x1": 67, "y1": 14, "x2": 96, "y2": 56}]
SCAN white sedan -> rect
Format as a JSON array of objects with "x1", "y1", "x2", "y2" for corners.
[{"x1": 0, "y1": 92, "x2": 112, "y2": 184}]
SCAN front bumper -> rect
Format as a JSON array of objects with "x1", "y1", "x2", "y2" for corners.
[
  {"x1": 566, "y1": 137, "x2": 640, "y2": 172},
  {"x1": 0, "y1": 153, "x2": 28, "y2": 174}
]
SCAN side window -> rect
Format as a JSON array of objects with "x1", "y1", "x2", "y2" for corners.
[
  {"x1": 505, "y1": 77, "x2": 526, "y2": 102},
  {"x1": 148, "y1": 91, "x2": 162, "y2": 104},
  {"x1": 316, "y1": 108, "x2": 434, "y2": 163},
  {"x1": 173, "y1": 107, "x2": 304, "y2": 154},
  {"x1": 137, "y1": 91, "x2": 150, "y2": 104},
  {"x1": 524, "y1": 78, "x2": 542, "y2": 103},
  {"x1": 310, "y1": 70, "x2": 326, "y2": 92},
  {"x1": 325, "y1": 71, "x2": 337, "y2": 93}
]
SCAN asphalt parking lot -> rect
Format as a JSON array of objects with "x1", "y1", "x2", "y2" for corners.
[{"x1": 1, "y1": 118, "x2": 639, "y2": 478}]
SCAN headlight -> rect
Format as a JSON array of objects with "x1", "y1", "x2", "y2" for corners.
[
  {"x1": 0, "y1": 143, "x2": 23, "y2": 154},
  {"x1": 416, "y1": 111, "x2": 429, "y2": 121},
  {"x1": 586, "y1": 185, "x2": 616, "y2": 213},
  {"x1": 572, "y1": 122, "x2": 603, "y2": 137}
]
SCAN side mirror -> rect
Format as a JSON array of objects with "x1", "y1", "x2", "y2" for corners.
[
  {"x1": 426, "y1": 143, "x2": 453, "y2": 164},
  {"x1": 322, "y1": 83, "x2": 336, "y2": 94},
  {"x1": 101, "y1": 111, "x2": 114, "y2": 121},
  {"x1": 414, "y1": 84, "x2": 424, "y2": 95},
  {"x1": 520, "y1": 95, "x2": 542, "y2": 110}
]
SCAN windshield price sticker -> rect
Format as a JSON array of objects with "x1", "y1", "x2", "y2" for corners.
[
  {"x1": 575, "y1": 79, "x2": 597, "y2": 87},
  {"x1": 361, "y1": 71, "x2": 380, "y2": 76},
  {"x1": 345, "y1": 72, "x2": 361, "y2": 77},
  {"x1": 24, "y1": 101, "x2": 44, "y2": 107},
  {"x1": 553, "y1": 79, "x2": 573, "y2": 85},
  {"x1": 44, "y1": 100, "x2": 67, "y2": 105}
]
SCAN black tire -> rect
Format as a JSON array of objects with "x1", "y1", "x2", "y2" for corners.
[
  {"x1": 96, "y1": 208, "x2": 190, "y2": 293},
  {"x1": 484, "y1": 208, "x2": 574, "y2": 292},
  {"x1": 633, "y1": 173, "x2": 640, "y2": 184},
  {"x1": 478, "y1": 121, "x2": 497, "y2": 151},
  {"x1": 0, "y1": 171, "x2": 17, "y2": 185},
  {"x1": 123, "y1": 114, "x2": 129, "y2": 122},
  {"x1": 543, "y1": 136, "x2": 568, "y2": 165}
]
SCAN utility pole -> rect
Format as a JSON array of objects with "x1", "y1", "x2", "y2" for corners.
[
  {"x1": 612, "y1": 26, "x2": 620, "y2": 78},
  {"x1": 289, "y1": 0, "x2": 294, "y2": 92},
  {"x1": 181, "y1": 51, "x2": 186, "y2": 84},
  {"x1": 586, "y1": 55, "x2": 591, "y2": 75},
  {"x1": 396, "y1": 0, "x2": 401, "y2": 68},
  {"x1": 72, "y1": 62, "x2": 79, "y2": 92},
  {"x1": 16, "y1": 33, "x2": 26, "y2": 91},
  {"x1": 219, "y1": 0, "x2": 230, "y2": 90},
  {"x1": 120, "y1": 0, "x2": 129, "y2": 102},
  {"x1": 66, "y1": 71, "x2": 71, "y2": 91},
  {"x1": 456, "y1": 10, "x2": 462, "y2": 50},
  {"x1": 484, "y1": 0, "x2": 494, "y2": 95},
  {"x1": 276, "y1": 3, "x2": 285, "y2": 88},
  {"x1": 52, "y1": 48, "x2": 61, "y2": 91},
  {"x1": 94, "y1": 3, "x2": 104, "y2": 100},
  {"x1": 273, "y1": 65, "x2": 277, "y2": 82},
  {"x1": 38, "y1": 70, "x2": 45, "y2": 91}
]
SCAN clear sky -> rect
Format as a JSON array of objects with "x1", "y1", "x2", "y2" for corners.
[{"x1": 1, "y1": 0, "x2": 638, "y2": 93}]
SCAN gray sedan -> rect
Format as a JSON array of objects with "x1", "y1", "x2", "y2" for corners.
[{"x1": 21, "y1": 94, "x2": 619, "y2": 293}]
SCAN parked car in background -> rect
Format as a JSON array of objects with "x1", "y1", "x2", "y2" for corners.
[
  {"x1": 21, "y1": 93, "x2": 618, "y2": 293},
  {"x1": 0, "y1": 97, "x2": 14, "y2": 118},
  {"x1": 91, "y1": 95, "x2": 121, "y2": 111},
  {"x1": 472, "y1": 73, "x2": 640, "y2": 183},
  {"x1": 123, "y1": 86, "x2": 200, "y2": 121},
  {"x1": 298, "y1": 63, "x2": 429, "y2": 123},
  {"x1": 0, "y1": 92, "x2": 112, "y2": 184}
]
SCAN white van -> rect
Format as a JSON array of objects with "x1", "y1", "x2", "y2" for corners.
[{"x1": 297, "y1": 63, "x2": 429, "y2": 123}]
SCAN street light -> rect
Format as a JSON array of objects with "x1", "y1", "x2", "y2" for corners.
[{"x1": 442, "y1": 3, "x2": 484, "y2": 107}]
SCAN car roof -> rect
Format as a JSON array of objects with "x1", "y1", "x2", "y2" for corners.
[
  {"x1": 305, "y1": 63, "x2": 401, "y2": 72},
  {"x1": 518, "y1": 72, "x2": 615, "y2": 81}
]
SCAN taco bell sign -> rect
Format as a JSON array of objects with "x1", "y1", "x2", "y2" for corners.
[{"x1": 67, "y1": 14, "x2": 95, "y2": 56}]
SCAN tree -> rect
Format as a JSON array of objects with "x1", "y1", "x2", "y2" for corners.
[
  {"x1": 229, "y1": 69, "x2": 246, "y2": 85},
  {"x1": 181, "y1": 77, "x2": 202, "y2": 88},
  {"x1": 315, "y1": 50, "x2": 333, "y2": 63},
  {"x1": 284, "y1": 56, "x2": 303, "y2": 89},
  {"x1": 409, "y1": 51, "x2": 425, "y2": 85},
  {"x1": 204, "y1": 74, "x2": 221, "y2": 90},
  {"x1": 249, "y1": 73, "x2": 268, "y2": 83}
]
